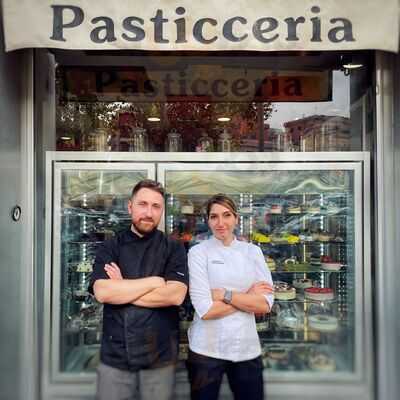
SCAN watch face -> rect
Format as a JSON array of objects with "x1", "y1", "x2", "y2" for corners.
[{"x1": 223, "y1": 290, "x2": 232, "y2": 304}]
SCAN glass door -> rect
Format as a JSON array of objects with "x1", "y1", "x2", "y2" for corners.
[
  {"x1": 158, "y1": 162, "x2": 363, "y2": 381},
  {"x1": 49, "y1": 162, "x2": 155, "y2": 382}
]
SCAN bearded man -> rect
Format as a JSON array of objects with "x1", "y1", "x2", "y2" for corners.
[{"x1": 89, "y1": 179, "x2": 188, "y2": 400}]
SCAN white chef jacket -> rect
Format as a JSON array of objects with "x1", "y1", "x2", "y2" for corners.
[{"x1": 188, "y1": 236, "x2": 274, "y2": 362}]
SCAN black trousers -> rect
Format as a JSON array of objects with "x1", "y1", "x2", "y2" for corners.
[{"x1": 186, "y1": 350, "x2": 265, "y2": 400}]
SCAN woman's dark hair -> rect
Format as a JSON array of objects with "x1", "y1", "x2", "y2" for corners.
[
  {"x1": 205, "y1": 193, "x2": 237, "y2": 219},
  {"x1": 131, "y1": 179, "x2": 165, "y2": 199}
]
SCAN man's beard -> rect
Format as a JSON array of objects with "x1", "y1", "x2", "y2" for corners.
[{"x1": 132, "y1": 218, "x2": 157, "y2": 236}]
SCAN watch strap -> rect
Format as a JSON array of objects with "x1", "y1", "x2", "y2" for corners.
[{"x1": 223, "y1": 290, "x2": 233, "y2": 304}]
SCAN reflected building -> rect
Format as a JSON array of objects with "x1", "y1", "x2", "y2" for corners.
[{"x1": 284, "y1": 115, "x2": 351, "y2": 152}]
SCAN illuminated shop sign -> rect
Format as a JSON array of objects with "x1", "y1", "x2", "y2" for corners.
[
  {"x1": 60, "y1": 67, "x2": 332, "y2": 102},
  {"x1": 2, "y1": 0, "x2": 398, "y2": 52}
]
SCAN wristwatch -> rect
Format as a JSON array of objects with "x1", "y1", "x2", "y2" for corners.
[{"x1": 223, "y1": 290, "x2": 233, "y2": 304}]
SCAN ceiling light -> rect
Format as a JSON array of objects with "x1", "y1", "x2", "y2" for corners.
[
  {"x1": 60, "y1": 136, "x2": 71, "y2": 140},
  {"x1": 217, "y1": 116, "x2": 231, "y2": 122},
  {"x1": 147, "y1": 117, "x2": 161, "y2": 122},
  {"x1": 342, "y1": 62, "x2": 363, "y2": 69}
]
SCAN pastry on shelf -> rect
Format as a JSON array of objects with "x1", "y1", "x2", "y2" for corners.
[
  {"x1": 178, "y1": 343, "x2": 189, "y2": 361},
  {"x1": 76, "y1": 260, "x2": 93, "y2": 273},
  {"x1": 292, "y1": 278, "x2": 313, "y2": 291},
  {"x1": 256, "y1": 314, "x2": 269, "y2": 332},
  {"x1": 265, "y1": 256, "x2": 276, "y2": 271},
  {"x1": 306, "y1": 205, "x2": 321, "y2": 214},
  {"x1": 95, "y1": 228, "x2": 115, "y2": 240},
  {"x1": 252, "y1": 231, "x2": 271, "y2": 243},
  {"x1": 309, "y1": 351, "x2": 336, "y2": 371},
  {"x1": 283, "y1": 257, "x2": 309, "y2": 272},
  {"x1": 181, "y1": 201, "x2": 194, "y2": 215},
  {"x1": 73, "y1": 288, "x2": 88, "y2": 299},
  {"x1": 320, "y1": 256, "x2": 342, "y2": 271},
  {"x1": 271, "y1": 232, "x2": 299, "y2": 244},
  {"x1": 274, "y1": 281, "x2": 296, "y2": 300},
  {"x1": 318, "y1": 231, "x2": 333, "y2": 242},
  {"x1": 311, "y1": 231, "x2": 321, "y2": 241},
  {"x1": 287, "y1": 205, "x2": 302, "y2": 214},
  {"x1": 266, "y1": 345, "x2": 289, "y2": 365},
  {"x1": 270, "y1": 204, "x2": 282, "y2": 214},
  {"x1": 299, "y1": 231, "x2": 313, "y2": 242},
  {"x1": 304, "y1": 287, "x2": 335, "y2": 301},
  {"x1": 308, "y1": 315, "x2": 339, "y2": 332},
  {"x1": 286, "y1": 233, "x2": 300, "y2": 244},
  {"x1": 270, "y1": 233, "x2": 287, "y2": 244}
]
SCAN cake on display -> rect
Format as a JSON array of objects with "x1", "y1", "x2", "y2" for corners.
[
  {"x1": 274, "y1": 282, "x2": 296, "y2": 300},
  {"x1": 320, "y1": 256, "x2": 342, "y2": 271},
  {"x1": 304, "y1": 287, "x2": 335, "y2": 301},
  {"x1": 318, "y1": 231, "x2": 333, "y2": 242},
  {"x1": 287, "y1": 205, "x2": 301, "y2": 214},
  {"x1": 308, "y1": 315, "x2": 339, "y2": 332},
  {"x1": 76, "y1": 260, "x2": 93, "y2": 273},
  {"x1": 292, "y1": 278, "x2": 313, "y2": 291},
  {"x1": 252, "y1": 231, "x2": 271, "y2": 243},
  {"x1": 181, "y1": 200, "x2": 194, "y2": 214},
  {"x1": 309, "y1": 352, "x2": 336, "y2": 371},
  {"x1": 266, "y1": 345, "x2": 289, "y2": 367},
  {"x1": 270, "y1": 204, "x2": 282, "y2": 214},
  {"x1": 265, "y1": 256, "x2": 276, "y2": 271},
  {"x1": 299, "y1": 231, "x2": 313, "y2": 242}
]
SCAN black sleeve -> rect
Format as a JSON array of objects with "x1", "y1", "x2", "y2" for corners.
[
  {"x1": 88, "y1": 238, "x2": 119, "y2": 295},
  {"x1": 164, "y1": 239, "x2": 189, "y2": 286}
]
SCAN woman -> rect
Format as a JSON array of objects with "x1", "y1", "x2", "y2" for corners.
[{"x1": 187, "y1": 194, "x2": 274, "y2": 400}]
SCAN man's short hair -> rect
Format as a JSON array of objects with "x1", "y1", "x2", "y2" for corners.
[{"x1": 131, "y1": 179, "x2": 165, "y2": 199}]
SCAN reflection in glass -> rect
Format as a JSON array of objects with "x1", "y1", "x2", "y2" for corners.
[{"x1": 55, "y1": 52, "x2": 373, "y2": 152}]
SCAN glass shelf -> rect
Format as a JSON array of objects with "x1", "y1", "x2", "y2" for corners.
[{"x1": 271, "y1": 266, "x2": 346, "y2": 273}]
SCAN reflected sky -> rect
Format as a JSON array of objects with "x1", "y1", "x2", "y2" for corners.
[{"x1": 269, "y1": 71, "x2": 350, "y2": 129}]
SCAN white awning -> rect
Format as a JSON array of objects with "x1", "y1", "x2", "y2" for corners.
[{"x1": 1, "y1": 0, "x2": 398, "y2": 52}]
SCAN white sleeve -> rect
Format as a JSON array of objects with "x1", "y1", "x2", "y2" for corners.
[
  {"x1": 188, "y1": 245, "x2": 213, "y2": 318},
  {"x1": 252, "y1": 245, "x2": 274, "y2": 309}
]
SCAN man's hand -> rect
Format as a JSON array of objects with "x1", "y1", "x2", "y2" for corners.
[
  {"x1": 247, "y1": 281, "x2": 274, "y2": 295},
  {"x1": 104, "y1": 262, "x2": 166, "y2": 289},
  {"x1": 211, "y1": 288, "x2": 226, "y2": 302},
  {"x1": 104, "y1": 262, "x2": 123, "y2": 280}
]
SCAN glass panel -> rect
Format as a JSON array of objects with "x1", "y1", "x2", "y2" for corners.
[
  {"x1": 165, "y1": 167, "x2": 355, "y2": 374},
  {"x1": 54, "y1": 51, "x2": 374, "y2": 153},
  {"x1": 55, "y1": 168, "x2": 147, "y2": 373}
]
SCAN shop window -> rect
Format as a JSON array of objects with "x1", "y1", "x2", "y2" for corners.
[{"x1": 54, "y1": 51, "x2": 374, "y2": 152}]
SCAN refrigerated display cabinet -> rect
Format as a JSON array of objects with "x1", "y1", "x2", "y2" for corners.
[{"x1": 43, "y1": 152, "x2": 372, "y2": 400}]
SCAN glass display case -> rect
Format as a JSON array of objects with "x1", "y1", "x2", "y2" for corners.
[
  {"x1": 158, "y1": 161, "x2": 364, "y2": 380},
  {"x1": 44, "y1": 153, "x2": 370, "y2": 399},
  {"x1": 48, "y1": 161, "x2": 155, "y2": 381}
]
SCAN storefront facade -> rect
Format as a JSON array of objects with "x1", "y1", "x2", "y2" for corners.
[{"x1": 1, "y1": 2, "x2": 399, "y2": 400}]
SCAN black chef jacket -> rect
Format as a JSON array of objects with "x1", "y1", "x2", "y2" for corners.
[{"x1": 89, "y1": 228, "x2": 188, "y2": 371}]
